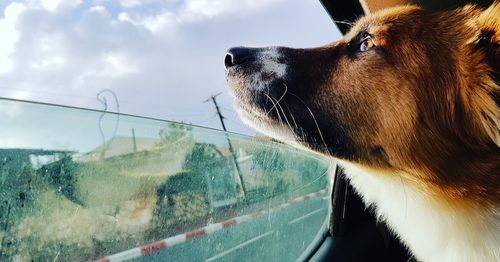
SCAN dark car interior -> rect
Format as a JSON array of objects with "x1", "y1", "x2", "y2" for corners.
[{"x1": 309, "y1": 0, "x2": 496, "y2": 261}]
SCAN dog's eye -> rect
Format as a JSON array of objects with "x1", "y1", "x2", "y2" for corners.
[{"x1": 359, "y1": 37, "x2": 375, "y2": 52}]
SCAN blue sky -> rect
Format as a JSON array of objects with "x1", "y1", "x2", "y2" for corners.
[{"x1": 0, "y1": 0, "x2": 341, "y2": 136}]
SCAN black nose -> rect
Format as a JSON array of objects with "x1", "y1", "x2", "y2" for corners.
[{"x1": 224, "y1": 47, "x2": 255, "y2": 69}]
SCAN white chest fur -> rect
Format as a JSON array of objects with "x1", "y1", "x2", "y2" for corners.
[{"x1": 339, "y1": 161, "x2": 500, "y2": 262}]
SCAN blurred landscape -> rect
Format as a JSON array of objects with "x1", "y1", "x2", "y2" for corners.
[{"x1": 0, "y1": 120, "x2": 330, "y2": 261}]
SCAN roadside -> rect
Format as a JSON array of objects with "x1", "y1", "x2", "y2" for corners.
[{"x1": 96, "y1": 189, "x2": 329, "y2": 262}]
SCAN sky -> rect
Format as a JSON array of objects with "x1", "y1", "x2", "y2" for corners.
[{"x1": 0, "y1": 0, "x2": 341, "y2": 137}]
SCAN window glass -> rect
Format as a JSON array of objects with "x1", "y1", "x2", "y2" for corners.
[{"x1": 0, "y1": 98, "x2": 332, "y2": 261}]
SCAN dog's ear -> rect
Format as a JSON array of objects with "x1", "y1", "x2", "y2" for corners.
[{"x1": 473, "y1": 3, "x2": 500, "y2": 147}]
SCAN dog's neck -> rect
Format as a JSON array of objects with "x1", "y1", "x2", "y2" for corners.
[
  {"x1": 338, "y1": 160, "x2": 500, "y2": 262},
  {"x1": 411, "y1": 147, "x2": 500, "y2": 208}
]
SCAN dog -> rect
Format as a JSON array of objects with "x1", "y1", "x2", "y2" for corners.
[{"x1": 225, "y1": 3, "x2": 499, "y2": 261}]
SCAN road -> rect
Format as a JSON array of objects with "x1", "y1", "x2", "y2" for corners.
[{"x1": 132, "y1": 196, "x2": 329, "y2": 262}]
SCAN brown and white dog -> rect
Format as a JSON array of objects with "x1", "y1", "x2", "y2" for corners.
[{"x1": 225, "y1": 3, "x2": 499, "y2": 262}]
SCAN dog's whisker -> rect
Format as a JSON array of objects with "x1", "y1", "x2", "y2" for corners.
[
  {"x1": 283, "y1": 102, "x2": 299, "y2": 129},
  {"x1": 265, "y1": 86, "x2": 271, "y2": 105},
  {"x1": 273, "y1": 96, "x2": 295, "y2": 134},
  {"x1": 265, "y1": 94, "x2": 284, "y2": 128},
  {"x1": 265, "y1": 93, "x2": 277, "y2": 114},
  {"x1": 275, "y1": 84, "x2": 288, "y2": 105},
  {"x1": 289, "y1": 167, "x2": 329, "y2": 193},
  {"x1": 332, "y1": 19, "x2": 355, "y2": 26},
  {"x1": 288, "y1": 92, "x2": 331, "y2": 155},
  {"x1": 265, "y1": 84, "x2": 287, "y2": 114},
  {"x1": 397, "y1": 172, "x2": 408, "y2": 221},
  {"x1": 271, "y1": 97, "x2": 287, "y2": 129}
]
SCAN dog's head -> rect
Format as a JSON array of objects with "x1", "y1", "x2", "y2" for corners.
[{"x1": 226, "y1": 4, "x2": 499, "y2": 202}]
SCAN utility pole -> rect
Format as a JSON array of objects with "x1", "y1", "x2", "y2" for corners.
[
  {"x1": 205, "y1": 93, "x2": 228, "y2": 131},
  {"x1": 132, "y1": 128, "x2": 137, "y2": 153},
  {"x1": 204, "y1": 93, "x2": 247, "y2": 198}
]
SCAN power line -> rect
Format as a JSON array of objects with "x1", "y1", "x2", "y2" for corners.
[
  {"x1": 222, "y1": 115, "x2": 246, "y2": 125},
  {"x1": 0, "y1": 86, "x2": 202, "y2": 116},
  {"x1": 219, "y1": 106, "x2": 239, "y2": 114},
  {"x1": 198, "y1": 112, "x2": 218, "y2": 127}
]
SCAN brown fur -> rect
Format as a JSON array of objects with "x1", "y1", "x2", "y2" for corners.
[
  {"x1": 227, "y1": 3, "x2": 499, "y2": 212},
  {"x1": 226, "y1": 3, "x2": 500, "y2": 260},
  {"x1": 328, "y1": 4, "x2": 500, "y2": 208}
]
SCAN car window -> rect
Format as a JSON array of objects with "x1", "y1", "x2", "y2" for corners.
[{"x1": 0, "y1": 97, "x2": 333, "y2": 261}]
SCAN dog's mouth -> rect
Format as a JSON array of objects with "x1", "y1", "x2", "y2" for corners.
[
  {"x1": 231, "y1": 98, "x2": 302, "y2": 148},
  {"x1": 225, "y1": 47, "x2": 302, "y2": 144},
  {"x1": 225, "y1": 46, "x2": 356, "y2": 159}
]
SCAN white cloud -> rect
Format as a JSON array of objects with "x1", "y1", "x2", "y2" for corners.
[
  {"x1": 39, "y1": 0, "x2": 63, "y2": 11},
  {"x1": 119, "y1": 0, "x2": 141, "y2": 8},
  {"x1": 180, "y1": 0, "x2": 281, "y2": 21},
  {"x1": 0, "y1": 0, "x2": 340, "y2": 139},
  {"x1": 0, "y1": 2, "x2": 26, "y2": 73},
  {"x1": 89, "y1": 5, "x2": 105, "y2": 13},
  {"x1": 39, "y1": 0, "x2": 82, "y2": 12},
  {"x1": 101, "y1": 52, "x2": 140, "y2": 77},
  {"x1": 118, "y1": 11, "x2": 178, "y2": 34},
  {"x1": 116, "y1": 0, "x2": 285, "y2": 34},
  {"x1": 30, "y1": 55, "x2": 65, "y2": 69},
  {"x1": 118, "y1": 0, "x2": 168, "y2": 8}
]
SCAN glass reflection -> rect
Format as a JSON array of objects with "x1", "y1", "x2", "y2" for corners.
[{"x1": 0, "y1": 98, "x2": 331, "y2": 261}]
